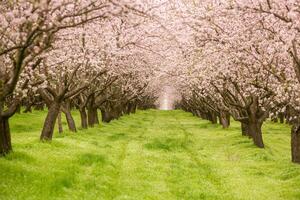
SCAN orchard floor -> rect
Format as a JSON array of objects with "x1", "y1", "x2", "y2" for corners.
[{"x1": 1, "y1": 110, "x2": 300, "y2": 200}]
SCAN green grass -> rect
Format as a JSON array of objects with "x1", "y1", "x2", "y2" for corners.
[{"x1": 0, "y1": 109, "x2": 300, "y2": 200}]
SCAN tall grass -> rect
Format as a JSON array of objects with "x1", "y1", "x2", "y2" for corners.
[{"x1": 0, "y1": 109, "x2": 299, "y2": 200}]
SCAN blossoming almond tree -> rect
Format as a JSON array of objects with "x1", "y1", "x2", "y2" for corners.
[{"x1": 0, "y1": 0, "x2": 128, "y2": 154}]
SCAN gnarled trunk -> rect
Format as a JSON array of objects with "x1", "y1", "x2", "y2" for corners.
[
  {"x1": 0, "y1": 117, "x2": 12, "y2": 155},
  {"x1": 64, "y1": 109, "x2": 77, "y2": 132},
  {"x1": 40, "y1": 102, "x2": 61, "y2": 141},
  {"x1": 247, "y1": 96, "x2": 265, "y2": 148},
  {"x1": 248, "y1": 120, "x2": 264, "y2": 148},
  {"x1": 291, "y1": 122, "x2": 300, "y2": 163}
]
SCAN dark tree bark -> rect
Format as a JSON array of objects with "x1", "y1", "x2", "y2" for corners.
[
  {"x1": 101, "y1": 109, "x2": 109, "y2": 123},
  {"x1": 210, "y1": 112, "x2": 218, "y2": 124},
  {"x1": 79, "y1": 107, "x2": 88, "y2": 129},
  {"x1": 291, "y1": 122, "x2": 300, "y2": 163},
  {"x1": 279, "y1": 113, "x2": 285, "y2": 124},
  {"x1": 130, "y1": 103, "x2": 137, "y2": 113},
  {"x1": 101, "y1": 107, "x2": 120, "y2": 123},
  {"x1": 241, "y1": 122, "x2": 250, "y2": 137},
  {"x1": 130, "y1": 104, "x2": 137, "y2": 114},
  {"x1": 88, "y1": 106, "x2": 98, "y2": 127},
  {"x1": 64, "y1": 109, "x2": 77, "y2": 132},
  {"x1": 61, "y1": 101, "x2": 77, "y2": 132},
  {"x1": 0, "y1": 117, "x2": 12, "y2": 156},
  {"x1": 40, "y1": 102, "x2": 61, "y2": 141},
  {"x1": 125, "y1": 102, "x2": 137, "y2": 114},
  {"x1": 248, "y1": 119, "x2": 264, "y2": 148},
  {"x1": 86, "y1": 94, "x2": 100, "y2": 127}
]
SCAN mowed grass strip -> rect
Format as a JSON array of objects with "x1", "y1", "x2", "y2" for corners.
[{"x1": 0, "y1": 110, "x2": 300, "y2": 200}]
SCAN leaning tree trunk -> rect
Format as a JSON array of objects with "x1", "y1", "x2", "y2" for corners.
[
  {"x1": 64, "y1": 109, "x2": 77, "y2": 132},
  {"x1": 79, "y1": 107, "x2": 88, "y2": 129},
  {"x1": 0, "y1": 116, "x2": 12, "y2": 155},
  {"x1": 291, "y1": 122, "x2": 300, "y2": 163},
  {"x1": 40, "y1": 102, "x2": 61, "y2": 141},
  {"x1": 248, "y1": 120, "x2": 264, "y2": 148}
]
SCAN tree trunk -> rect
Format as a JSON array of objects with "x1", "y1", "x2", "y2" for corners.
[
  {"x1": 130, "y1": 104, "x2": 137, "y2": 114},
  {"x1": 248, "y1": 120, "x2": 264, "y2": 148},
  {"x1": 0, "y1": 117, "x2": 12, "y2": 155},
  {"x1": 88, "y1": 106, "x2": 97, "y2": 127},
  {"x1": 79, "y1": 107, "x2": 88, "y2": 129},
  {"x1": 211, "y1": 112, "x2": 218, "y2": 124},
  {"x1": 40, "y1": 102, "x2": 60, "y2": 141},
  {"x1": 101, "y1": 109, "x2": 109, "y2": 123},
  {"x1": 64, "y1": 109, "x2": 77, "y2": 132},
  {"x1": 101, "y1": 109, "x2": 106, "y2": 122},
  {"x1": 94, "y1": 109, "x2": 99, "y2": 125},
  {"x1": 219, "y1": 112, "x2": 230, "y2": 128},
  {"x1": 124, "y1": 103, "x2": 131, "y2": 115},
  {"x1": 57, "y1": 112, "x2": 63, "y2": 134},
  {"x1": 279, "y1": 113, "x2": 284, "y2": 124},
  {"x1": 241, "y1": 122, "x2": 249, "y2": 137},
  {"x1": 101, "y1": 109, "x2": 116, "y2": 123},
  {"x1": 291, "y1": 122, "x2": 300, "y2": 163}
]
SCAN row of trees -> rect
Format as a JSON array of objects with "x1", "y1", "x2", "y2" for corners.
[
  {"x1": 2, "y1": 0, "x2": 300, "y2": 165},
  {"x1": 0, "y1": 0, "x2": 167, "y2": 156},
  {"x1": 172, "y1": 0, "x2": 300, "y2": 163}
]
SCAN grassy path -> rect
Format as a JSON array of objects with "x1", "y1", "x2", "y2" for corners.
[{"x1": 0, "y1": 110, "x2": 300, "y2": 200}]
